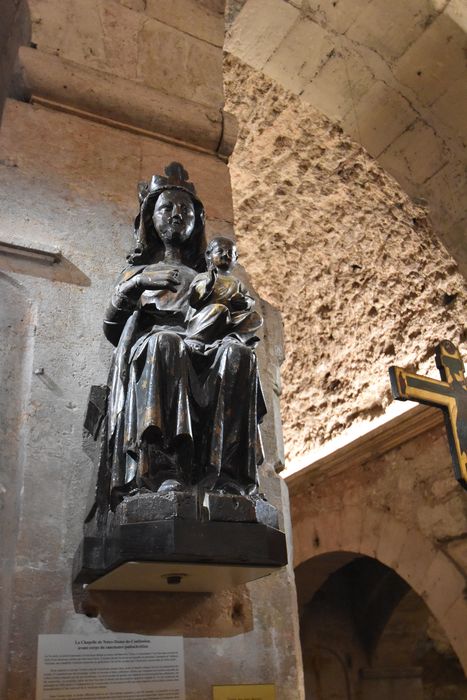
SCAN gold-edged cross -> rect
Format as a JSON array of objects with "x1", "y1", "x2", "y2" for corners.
[{"x1": 389, "y1": 340, "x2": 467, "y2": 490}]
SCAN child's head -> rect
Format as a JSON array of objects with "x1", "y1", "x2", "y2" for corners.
[{"x1": 205, "y1": 236, "x2": 238, "y2": 272}]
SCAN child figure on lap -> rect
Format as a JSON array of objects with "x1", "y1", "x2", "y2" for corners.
[{"x1": 186, "y1": 236, "x2": 262, "y2": 348}]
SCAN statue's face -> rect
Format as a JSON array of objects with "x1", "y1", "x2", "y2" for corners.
[
  {"x1": 207, "y1": 240, "x2": 237, "y2": 271},
  {"x1": 152, "y1": 190, "x2": 195, "y2": 245}
]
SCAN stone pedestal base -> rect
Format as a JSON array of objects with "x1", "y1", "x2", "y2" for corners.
[
  {"x1": 203, "y1": 492, "x2": 279, "y2": 528},
  {"x1": 115, "y1": 490, "x2": 198, "y2": 523},
  {"x1": 73, "y1": 518, "x2": 287, "y2": 614}
]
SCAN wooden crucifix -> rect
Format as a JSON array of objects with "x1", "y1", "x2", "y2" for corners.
[{"x1": 389, "y1": 340, "x2": 467, "y2": 490}]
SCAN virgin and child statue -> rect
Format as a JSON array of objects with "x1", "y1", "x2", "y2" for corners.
[
  {"x1": 98, "y1": 162, "x2": 267, "y2": 513},
  {"x1": 74, "y1": 163, "x2": 285, "y2": 605}
]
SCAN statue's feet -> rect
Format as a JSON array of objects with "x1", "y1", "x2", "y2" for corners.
[
  {"x1": 246, "y1": 483, "x2": 260, "y2": 497},
  {"x1": 127, "y1": 486, "x2": 152, "y2": 497},
  {"x1": 157, "y1": 478, "x2": 185, "y2": 494},
  {"x1": 201, "y1": 476, "x2": 245, "y2": 495},
  {"x1": 216, "y1": 480, "x2": 244, "y2": 495}
]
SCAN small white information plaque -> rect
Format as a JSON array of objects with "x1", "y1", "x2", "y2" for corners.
[{"x1": 36, "y1": 634, "x2": 185, "y2": 700}]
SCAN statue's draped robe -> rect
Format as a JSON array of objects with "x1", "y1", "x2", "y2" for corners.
[{"x1": 105, "y1": 261, "x2": 266, "y2": 497}]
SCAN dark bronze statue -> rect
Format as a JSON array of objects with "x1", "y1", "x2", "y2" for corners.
[
  {"x1": 103, "y1": 163, "x2": 265, "y2": 501},
  {"x1": 74, "y1": 164, "x2": 286, "y2": 603}
]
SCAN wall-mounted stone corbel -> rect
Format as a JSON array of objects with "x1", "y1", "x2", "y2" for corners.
[{"x1": 13, "y1": 47, "x2": 238, "y2": 159}]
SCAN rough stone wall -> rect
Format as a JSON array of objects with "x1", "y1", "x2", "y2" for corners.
[
  {"x1": 224, "y1": 55, "x2": 467, "y2": 463},
  {"x1": 290, "y1": 420, "x2": 467, "y2": 671},
  {"x1": 225, "y1": 0, "x2": 467, "y2": 275}
]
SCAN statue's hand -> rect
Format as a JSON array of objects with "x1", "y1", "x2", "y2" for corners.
[
  {"x1": 118, "y1": 269, "x2": 180, "y2": 302},
  {"x1": 139, "y1": 269, "x2": 181, "y2": 292},
  {"x1": 206, "y1": 268, "x2": 217, "y2": 293}
]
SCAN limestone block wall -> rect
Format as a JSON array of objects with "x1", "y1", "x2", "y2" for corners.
[
  {"x1": 0, "y1": 97, "x2": 304, "y2": 699},
  {"x1": 28, "y1": 0, "x2": 224, "y2": 108},
  {"x1": 224, "y1": 55, "x2": 467, "y2": 464},
  {"x1": 289, "y1": 418, "x2": 467, "y2": 675},
  {"x1": 12, "y1": 0, "x2": 236, "y2": 158},
  {"x1": 225, "y1": 0, "x2": 467, "y2": 274}
]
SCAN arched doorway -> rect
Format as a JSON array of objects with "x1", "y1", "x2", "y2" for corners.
[
  {"x1": 292, "y1": 503, "x2": 467, "y2": 674},
  {"x1": 297, "y1": 553, "x2": 467, "y2": 699}
]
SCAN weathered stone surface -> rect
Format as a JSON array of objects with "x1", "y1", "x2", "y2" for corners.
[
  {"x1": 263, "y1": 19, "x2": 334, "y2": 96},
  {"x1": 144, "y1": 0, "x2": 225, "y2": 47},
  {"x1": 345, "y1": 0, "x2": 437, "y2": 60},
  {"x1": 28, "y1": 0, "x2": 224, "y2": 108},
  {"x1": 203, "y1": 493, "x2": 256, "y2": 522},
  {"x1": 394, "y1": 4, "x2": 467, "y2": 107},
  {"x1": 378, "y1": 119, "x2": 449, "y2": 188},
  {"x1": 342, "y1": 80, "x2": 418, "y2": 157},
  {"x1": 16, "y1": 48, "x2": 228, "y2": 155},
  {"x1": 0, "y1": 276, "x2": 33, "y2": 700},
  {"x1": 116, "y1": 491, "x2": 198, "y2": 522},
  {"x1": 300, "y1": 44, "x2": 374, "y2": 122},
  {"x1": 0, "y1": 99, "x2": 233, "y2": 222},
  {"x1": 224, "y1": 55, "x2": 467, "y2": 463},
  {"x1": 254, "y1": 300, "x2": 285, "y2": 472},
  {"x1": 86, "y1": 586, "x2": 254, "y2": 637},
  {"x1": 226, "y1": 0, "x2": 467, "y2": 274},
  {"x1": 305, "y1": 0, "x2": 373, "y2": 35},
  {"x1": 445, "y1": 538, "x2": 467, "y2": 576},
  {"x1": 421, "y1": 550, "x2": 466, "y2": 618},
  {"x1": 431, "y1": 79, "x2": 467, "y2": 143},
  {"x1": 29, "y1": 0, "x2": 141, "y2": 80},
  {"x1": 225, "y1": 0, "x2": 299, "y2": 69},
  {"x1": 137, "y1": 16, "x2": 223, "y2": 107},
  {"x1": 425, "y1": 160, "x2": 467, "y2": 230},
  {"x1": 289, "y1": 420, "x2": 467, "y2": 671}
]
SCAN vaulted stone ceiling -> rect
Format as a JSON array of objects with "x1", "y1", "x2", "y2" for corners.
[
  {"x1": 224, "y1": 55, "x2": 466, "y2": 463},
  {"x1": 226, "y1": 0, "x2": 467, "y2": 276}
]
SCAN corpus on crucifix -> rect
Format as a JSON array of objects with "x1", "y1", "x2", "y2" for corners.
[{"x1": 389, "y1": 340, "x2": 467, "y2": 490}]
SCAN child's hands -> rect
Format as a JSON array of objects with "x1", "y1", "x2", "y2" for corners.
[
  {"x1": 230, "y1": 292, "x2": 248, "y2": 311},
  {"x1": 206, "y1": 268, "x2": 217, "y2": 293}
]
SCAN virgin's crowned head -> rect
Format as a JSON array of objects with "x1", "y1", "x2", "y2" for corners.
[{"x1": 129, "y1": 163, "x2": 205, "y2": 269}]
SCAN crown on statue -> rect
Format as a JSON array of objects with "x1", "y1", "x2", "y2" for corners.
[{"x1": 137, "y1": 162, "x2": 197, "y2": 203}]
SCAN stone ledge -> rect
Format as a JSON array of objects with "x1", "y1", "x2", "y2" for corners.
[
  {"x1": 286, "y1": 404, "x2": 443, "y2": 494},
  {"x1": 13, "y1": 47, "x2": 238, "y2": 157},
  {"x1": 0, "y1": 237, "x2": 61, "y2": 265}
]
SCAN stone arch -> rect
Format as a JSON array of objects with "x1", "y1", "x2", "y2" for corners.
[
  {"x1": 226, "y1": 0, "x2": 467, "y2": 273},
  {"x1": 293, "y1": 504, "x2": 467, "y2": 673}
]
